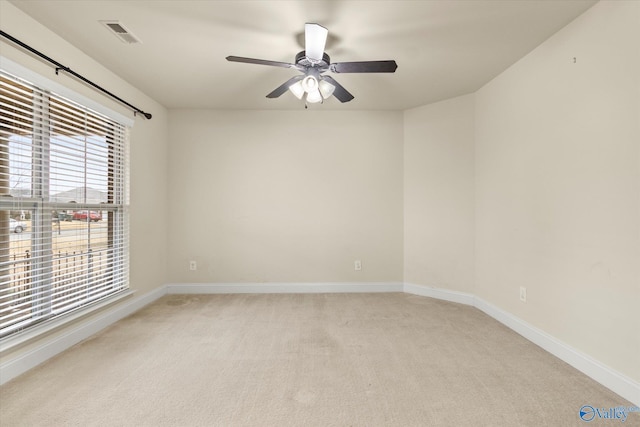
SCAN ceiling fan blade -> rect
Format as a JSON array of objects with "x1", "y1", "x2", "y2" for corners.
[
  {"x1": 305, "y1": 23, "x2": 328, "y2": 62},
  {"x1": 322, "y1": 76, "x2": 354, "y2": 103},
  {"x1": 266, "y1": 75, "x2": 304, "y2": 98},
  {"x1": 226, "y1": 56, "x2": 295, "y2": 69},
  {"x1": 330, "y1": 60, "x2": 398, "y2": 73}
]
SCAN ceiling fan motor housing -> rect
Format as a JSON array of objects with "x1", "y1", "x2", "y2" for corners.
[{"x1": 295, "y1": 51, "x2": 331, "y2": 69}]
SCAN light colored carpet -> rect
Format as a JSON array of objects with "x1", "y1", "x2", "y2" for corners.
[{"x1": 0, "y1": 293, "x2": 633, "y2": 426}]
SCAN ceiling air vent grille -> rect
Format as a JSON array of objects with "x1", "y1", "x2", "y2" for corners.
[{"x1": 100, "y1": 20, "x2": 141, "y2": 44}]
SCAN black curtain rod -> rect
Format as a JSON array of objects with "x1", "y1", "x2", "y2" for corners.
[{"x1": 1, "y1": 30, "x2": 152, "y2": 120}]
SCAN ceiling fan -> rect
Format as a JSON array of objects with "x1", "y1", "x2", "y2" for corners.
[{"x1": 226, "y1": 23, "x2": 398, "y2": 105}]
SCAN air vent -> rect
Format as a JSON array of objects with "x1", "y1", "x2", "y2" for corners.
[{"x1": 100, "y1": 20, "x2": 142, "y2": 44}]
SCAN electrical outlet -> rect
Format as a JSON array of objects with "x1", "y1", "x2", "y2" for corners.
[
  {"x1": 189, "y1": 260, "x2": 197, "y2": 271},
  {"x1": 520, "y1": 286, "x2": 527, "y2": 302},
  {"x1": 354, "y1": 260, "x2": 362, "y2": 271}
]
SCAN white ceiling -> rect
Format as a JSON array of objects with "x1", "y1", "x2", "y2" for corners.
[{"x1": 9, "y1": 0, "x2": 597, "y2": 111}]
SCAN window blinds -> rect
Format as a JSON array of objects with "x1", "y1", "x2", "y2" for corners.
[{"x1": 0, "y1": 70, "x2": 130, "y2": 338}]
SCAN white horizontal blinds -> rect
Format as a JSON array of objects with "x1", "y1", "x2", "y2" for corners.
[
  {"x1": 0, "y1": 75, "x2": 35, "y2": 199},
  {"x1": 0, "y1": 70, "x2": 129, "y2": 338},
  {"x1": 0, "y1": 74, "x2": 37, "y2": 334}
]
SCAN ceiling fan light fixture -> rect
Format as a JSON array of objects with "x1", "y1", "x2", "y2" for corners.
[{"x1": 294, "y1": 73, "x2": 329, "y2": 103}]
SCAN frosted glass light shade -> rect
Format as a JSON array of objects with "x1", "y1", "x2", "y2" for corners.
[
  {"x1": 319, "y1": 80, "x2": 335, "y2": 99},
  {"x1": 289, "y1": 81, "x2": 304, "y2": 99},
  {"x1": 306, "y1": 89, "x2": 322, "y2": 103},
  {"x1": 301, "y1": 75, "x2": 318, "y2": 93}
]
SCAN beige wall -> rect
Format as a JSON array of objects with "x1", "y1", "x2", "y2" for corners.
[
  {"x1": 475, "y1": 0, "x2": 640, "y2": 382},
  {"x1": 403, "y1": 95, "x2": 475, "y2": 293},
  {"x1": 167, "y1": 110, "x2": 404, "y2": 283},
  {"x1": 0, "y1": 1, "x2": 169, "y2": 361}
]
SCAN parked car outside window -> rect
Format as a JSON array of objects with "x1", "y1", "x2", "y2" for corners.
[
  {"x1": 10, "y1": 218, "x2": 27, "y2": 233},
  {"x1": 72, "y1": 211, "x2": 102, "y2": 222},
  {"x1": 53, "y1": 211, "x2": 73, "y2": 222}
]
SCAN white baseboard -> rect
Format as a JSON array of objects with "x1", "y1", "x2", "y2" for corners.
[
  {"x1": 403, "y1": 282, "x2": 475, "y2": 306},
  {"x1": 474, "y1": 297, "x2": 640, "y2": 407},
  {"x1": 166, "y1": 282, "x2": 404, "y2": 294},
  {"x1": 2, "y1": 281, "x2": 638, "y2": 406},
  {"x1": 402, "y1": 282, "x2": 639, "y2": 405},
  {"x1": 0, "y1": 286, "x2": 166, "y2": 386}
]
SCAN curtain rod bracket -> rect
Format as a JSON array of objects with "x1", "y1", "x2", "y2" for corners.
[{"x1": 55, "y1": 66, "x2": 69, "y2": 75}]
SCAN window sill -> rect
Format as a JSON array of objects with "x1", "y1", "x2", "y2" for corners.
[{"x1": 0, "y1": 290, "x2": 134, "y2": 355}]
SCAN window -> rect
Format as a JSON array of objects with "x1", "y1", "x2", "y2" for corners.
[{"x1": 0, "y1": 70, "x2": 130, "y2": 339}]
